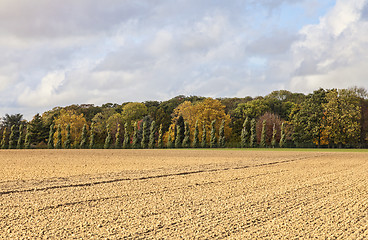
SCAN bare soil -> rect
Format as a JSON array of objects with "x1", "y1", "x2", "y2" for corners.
[{"x1": 1, "y1": 149, "x2": 367, "y2": 239}]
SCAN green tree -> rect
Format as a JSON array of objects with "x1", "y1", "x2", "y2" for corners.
[
  {"x1": 201, "y1": 123, "x2": 207, "y2": 148},
  {"x1": 280, "y1": 122, "x2": 286, "y2": 148},
  {"x1": 148, "y1": 121, "x2": 156, "y2": 149},
  {"x1": 80, "y1": 124, "x2": 88, "y2": 149},
  {"x1": 48, "y1": 124, "x2": 55, "y2": 149},
  {"x1": 123, "y1": 122, "x2": 130, "y2": 149},
  {"x1": 219, "y1": 120, "x2": 225, "y2": 148},
  {"x1": 16, "y1": 124, "x2": 23, "y2": 149},
  {"x1": 8, "y1": 125, "x2": 16, "y2": 149},
  {"x1": 271, "y1": 123, "x2": 277, "y2": 148},
  {"x1": 182, "y1": 121, "x2": 190, "y2": 148},
  {"x1": 250, "y1": 119, "x2": 257, "y2": 148},
  {"x1": 1, "y1": 128, "x2": 7, "y2": 149},
  {"x1": 210, "y1": 120, "x2": 217, "y2": 148},
  {"x1": 157, "y1": 124, "x2": 163, "y2": 149},
  {"x1": 89, "y1": 123, "x2": 95, "y2": 149},
  {"x1": 55, "y1": 124, "x2": 62, "y2": 149},
  {"x1": 24, "y1": 125, "x2": 31, "y2": 149},
  {"x1": 65, "y1": 124, "x2": 71, "y2": 149},
  {"x1": 260, "y1": 120, "x2": 266, "y2": 148},
  {"x1": 104, "y1": 124, "x2": 112, "y2": 149},
  {"x1": 193, "y1": 120, "x2": 200, "y2": 148},
  {"x1": 241, "y1": 117, "x2": 250, "y2": 148},
  {"x1": 115, "y1": 124, "x2": 122, "y2": 149}
]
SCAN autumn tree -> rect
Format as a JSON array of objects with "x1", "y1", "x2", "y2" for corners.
[
  {"x1": 210, "y1": 120, "x2": 217, "y2": 148},
  {"x1": 256, "y1": 112, "x2": 282, "y2": 146},
  {"x1": 279, "y1": 122, "x2": 286, "y2": 148},
  {"x1": 260, "y1": 120, "x2": 266, "y2": 148},
  {"x1": 53, "y1": 109, "x2": 88, "y2": 148},
  {"x1": 241, "y1": 117, "x2": 250, "y2": 148},
  {"x1": 271, "y1": 123, "x2": 277, "y2": 148},
  {"x1": 48, "y1": 124, "x2": 55, "y2": 149},
  {"x1": 201, "y1": 123, "x2": 207, "y2": 148}
]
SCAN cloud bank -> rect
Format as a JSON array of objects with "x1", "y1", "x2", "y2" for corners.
[{"x1": 0, "y1": 0, "x2": 367, "y2": 119}]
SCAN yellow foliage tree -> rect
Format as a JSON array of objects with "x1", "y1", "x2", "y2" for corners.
[
  {"x1": 171, "y1": 98, "x2": 232, "y2": 143},
  {"x1": 53, "y1": 109, "x2": 88, "y2": 147}
]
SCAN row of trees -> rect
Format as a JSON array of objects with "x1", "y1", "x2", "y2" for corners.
[{"x1": 1, "y1": 87, "x2": 367, "y2": 149}]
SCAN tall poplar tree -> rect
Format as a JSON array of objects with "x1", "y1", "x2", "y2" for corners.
[
  {"x1": 250, "y1": 119, "x2": 257, "y2": 148},
  {"x1": 193, "y1": 120, "x2": 200, "y2": 148},
  {"x1": 175, "y1": 125, "x2": 182, "y2": 148},
  {"x1": 241, "y1": 117, "x2": 250, "y2": 148},
  {"x1": 157, "y1": 124, "x2": 163, "y2": 149},
  {"x1": 141, "y1": 121, "x2": 149, "y2": 149},
  {"x1": 148, "y1": 121, "x2": 156, "y2": 149},
  {"x1": 55, "y1": 124, "x2": 62, "y2": 149},
  {"x1": 201, "y1": 123, "x2": 207, "y2": 148},
  {"x1": 115, "y1": 123, "x2": 121, "y2": 149},
  {"x1": 271, "y1": 123, "x2": 277, "y2": 148},
  {"x1": 9, "y1": 125, "x2": 16, "y2": 149},
  {"x1": 280, "y1": 122, "x2": 286, "y2": 148},
  {"x1": 260, "y1": 120, "x2": 266, "y2": 148},
  {"x1": 167, "y1": 126, "x2": 173, "y2": 148},
  {"x1": 104, "y1": 124, "x2": 112, "y2": 149},
  {"x1": 182, "y1": 121, "x2": 190, "y2": 148},
  {"x1": 1, "y1": 128, "x2": 7, "y2": 149},
  {"x1": 65, "y1": 124, "x2": 71, "y2": 149},
  {"x1": 219, "y1": 120, "x2": 225, "y2": 148},
  {"x1": 210, "y1": 120, "x2": 217, "y2": 148},
  {"x1": 132, "y1": 122, "x2": 139, "y2": 149},
  {"x1": 123, "y1": 122, "x2": 130, "y2": 149},
  {"x1": 16, "y1": 124, "x2": 23, "y2": 149},
  {"x1": 25, "y1": 125, "x2": 31, "y2": 149},
  {"x1": 48, "y1": 123, "x2": 55, "y2": 149},
  {"x1": 80, "y1": 124, "x2": 88, "y2": 149}
]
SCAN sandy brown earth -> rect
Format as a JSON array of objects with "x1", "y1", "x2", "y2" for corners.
[{"x1": 1, "y1": 149, "x2": 368, "y2": 239}]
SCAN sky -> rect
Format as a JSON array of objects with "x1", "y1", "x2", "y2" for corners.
[{"x1": 1, "y1": 0, "x2": 368, "y2": 120}]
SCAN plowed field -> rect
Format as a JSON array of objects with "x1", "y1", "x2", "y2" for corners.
[{"x1": 1, "y1": 149, "x2": 368, "y2": 239}]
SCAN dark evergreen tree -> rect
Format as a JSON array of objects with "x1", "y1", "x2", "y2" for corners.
[
  {"x1": 260, "y1": 120, "x2": 266, "y2": 148},
  {"x1": 280, "y1": 122, "x2": 286, "y2": 148},
  {"x1": 193, "y1": 120, "x2": 200, "y2": 148},
  {"x1": 1, "y1": 128, "x2": 7, "y2": 149},
  {"x1": 219, "y1": 120, "x2": 225, "y2": 148},
  {"x1": 148, "y1": 121, "x2": 156, "y2": 149},
  {"x1": 48, "y1": 124, "x2": 55, "y2": 149},
  {"x1": 89, "y1": 123, "x2": 95, "y2": 149},
  {"x1": 123, "y1": 122, "x2": 130, "y2": 149},
  {"x1": 132, "y1": 122, "x2": 139, "y2": 149},
  {"x1": 115, "y1": 124, "x2": 121, "y2": 149},
  {"x1": 104, "y1": 124, "x2": 112, "y2": 149},
  {"x1": 201, "y1": 123, "x2": 207, "y2": 148},
  {"x1": 157, "y1": 124, "x2": 163, "y2": 149},
  {"x1": 29, "y1": 113, "x2": 47, "y2": 145},
  {"x1": 241, "y1": 117, "x2": 250, "y2": 148},
  {"x1": 182, "y1": 121, "x2": 190, "y2": 148},
  {"x1": 25, "y1": 125, "x2": 31, "y2": 149},
  {"x1": 271, "y1": 123, "x2": 277, "y2": 148},
  {"x1": 55, "y1": 124, "x2": 62, "y2": 149},
  {"x1": 9, "y1": 125, "x2": 16, "y2": 149},
  {"x1": 210, "y1": 120, "x2": 217, "y2": 148},
  {"x1": 80, "y1": 124, "x2": 88, "y2": 149},
  {"x1": 250, "y1": 119, "x2": 257, "y2": 148},
  {"x1": 16, "y1": 124, "x2": 23, "y2": 149},
  {"x1": 65, "y1": 124, "x2": 71, "y2": 149}
]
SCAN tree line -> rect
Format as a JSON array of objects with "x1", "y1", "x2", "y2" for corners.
[{"x1": 1, "y1": 87, "x2": 367, "y2": 149}]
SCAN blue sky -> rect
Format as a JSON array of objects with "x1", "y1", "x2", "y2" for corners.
[{"x1": 0, "y1": 0, "x2": 367, "y2": 120}]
